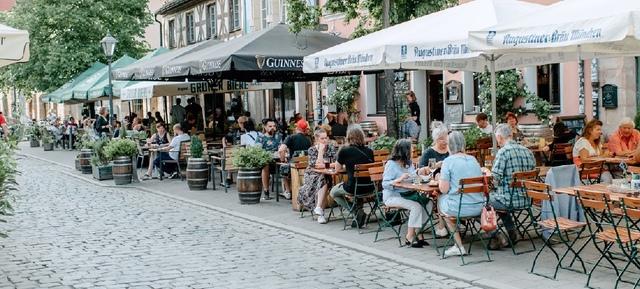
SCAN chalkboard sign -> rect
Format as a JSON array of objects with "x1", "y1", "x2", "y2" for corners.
[
  {"x1": 444, "y1": 104, "x2": 463, "y2": 125},
  {"x1": 602, "y1": 84, "x2": 618, "y2": 109}
]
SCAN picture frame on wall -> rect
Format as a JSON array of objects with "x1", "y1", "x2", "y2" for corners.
[{"x1": 445, "y1": 80, "x2": 462, "y2": 104}]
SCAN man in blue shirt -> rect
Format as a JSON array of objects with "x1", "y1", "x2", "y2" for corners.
[{"x1": 256, "y1": 119, "x2": 282, "y2": 200}]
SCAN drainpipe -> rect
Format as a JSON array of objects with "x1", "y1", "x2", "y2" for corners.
[
  {"x1": 154, "y1": 12, "x2": 164, "y2": 47},
  {"x1": 591, "y1": 58, "x2": 599, "y2": 120}
]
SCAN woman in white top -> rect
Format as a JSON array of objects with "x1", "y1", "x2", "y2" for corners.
[
  {"x1": 240, "y1": 119, "x2": 260, "y2": 146},
  {"x1": 572, "y1": 119, "x2": 612, "y2": 183}
]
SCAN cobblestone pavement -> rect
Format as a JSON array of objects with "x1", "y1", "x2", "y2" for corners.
[{"x1": 0, "y1": 157, "x2": 480, "y2": 289}]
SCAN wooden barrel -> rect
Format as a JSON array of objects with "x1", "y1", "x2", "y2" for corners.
[
  {"x1": 360, "y1": 121, "x2": 379, "y2": 137},
  {"x1": 78, "y1": 149, "x2": 93, "y2": 174},
  {"x1": 43, "y1": 143, "x2": 54, "y2": 151},
  {"x1": 236, "y1": 169, "x2": 262, "y2": 204},
  {"x1": 30, "y1": 139, "x2": 40, "y2": 147},
  {"x1": 75, "y1": 157, "x2": 81, "y2": 171},
  {"x1": 112, "y1": 156, "x2": 132, "y2": 185},
  {"x1": 519, "y1": 123, "x2": 553, "y2": 141},
  {"x1": 186, "y1": 158, "x2": 208, "y2": 190}
]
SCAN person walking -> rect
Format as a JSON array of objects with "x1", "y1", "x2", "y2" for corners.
[{"x1": 171, "y1": 98, "x2": 186, "y2": 125}]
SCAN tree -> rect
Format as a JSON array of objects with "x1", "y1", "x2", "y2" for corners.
[
  {"x1": 286, "y1": 0, "x2": 457, "y2": 137},
  {"x1": 0, "y1": 0, "x2": 153, "y2": 94}
]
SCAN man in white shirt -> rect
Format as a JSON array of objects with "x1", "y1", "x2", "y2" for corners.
[
  {"x1": 476, "y1": 113, "x2": 494, "y2": 134},
  {"x1": 154, "y1": 124, "x2": 191, "y2": 178}
]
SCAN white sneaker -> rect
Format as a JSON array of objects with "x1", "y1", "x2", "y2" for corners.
[
  {"x1": 444, "y1": 245, "x2": 467, "y2": 257},
  {"x1": 317, "y1": 215, "x2": 328, "y2": 224},
  {"x1": 435, "y1": 227, "x2": 448, "y2": 237},
  {"x1": 313, "y1": 207, "x2": 324, "y2": 216}
]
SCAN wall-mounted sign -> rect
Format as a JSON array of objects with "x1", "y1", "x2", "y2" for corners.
[
  {"x1": 601, "y1": 84, "x2": 618, "y2": 109},
  {"x1": 445, "y1": 80, "x2": 463, "y2": 104}
]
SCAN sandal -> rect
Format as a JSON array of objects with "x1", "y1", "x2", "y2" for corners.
[{"x1": 404, "y1": 237, "x2": 423, "y2": 248}]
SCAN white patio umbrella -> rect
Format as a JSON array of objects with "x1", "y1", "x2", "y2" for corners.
[
  {"x1": 304, "y1": 0, "x2": 567, "y2": 148},
  {"x1": 0, "y1": 23, "x2": 29, "y2": 67},
  {"x1": 468, "y1": 0, "x2": 640, "y2": 57}
]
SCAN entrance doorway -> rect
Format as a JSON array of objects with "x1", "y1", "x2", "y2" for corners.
[{"x1": 427, "y1": 73, "x2": 444, "y2": 131}]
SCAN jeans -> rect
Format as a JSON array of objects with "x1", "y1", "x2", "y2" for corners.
[
  {"x1": 153, "y1": 152, "x2": 174, "y2": 174},
  {"x1": 490, "y1": 200, "x2": 515, "y2": 231},
  {"x1": 329, "y1": 183, "x2": 350, "y2": 210}
]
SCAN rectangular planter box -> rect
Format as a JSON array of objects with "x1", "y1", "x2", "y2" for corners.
[{"x1": 92, "y1": 164, "x2": 113, "y2": 181}]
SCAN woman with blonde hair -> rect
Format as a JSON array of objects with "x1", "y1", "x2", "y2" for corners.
[{"x1": 298, "y1": 128, "x2": 337, "y2": 224}]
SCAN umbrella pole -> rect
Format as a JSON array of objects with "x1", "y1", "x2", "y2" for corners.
[{"x1": 490, "y1": 54, "x2": 498, "y2": 151}]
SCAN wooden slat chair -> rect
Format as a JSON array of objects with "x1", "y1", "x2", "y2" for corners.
[
  {"x1": 159, "y1": 140, "x2": 190, "y2": 181},
  {"x1": 441, "y1": 176, "x2": 493, "y2": 265},
  {"x1": 524, "y1": 181, "x2": 588, "y2": 280},
  {"x1": 575, "y1": 190, "x2": 624, "y2": 288},
  {"x1": 369, "y1": 166, "x2": 407, "y2": 245},
  {"x1": 546, "y1": 143, "x2": 573, "y2": 166},
  {"x1": 611, "y1": 197, "x2": 640, "y2": 288},
  {"x1": 210, "y1": 146, "x2": 237, "y2": 193},
  {"x1": 373, "y1": 149, "x2": 390, "y2": 163},
  {"x1": 495, "y1": 169, "x2": 540, "y2": 255},
  {"x1": 341, "y1": 162, "x2": 383, "y2": 233},
  {"x1": 476, "y1": 137, "x2": 493, "y2": 167},
  {"x1": 579, "y1": 160, "x2": 605, "y2": 185}
]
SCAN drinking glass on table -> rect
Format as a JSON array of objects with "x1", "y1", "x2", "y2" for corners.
[{"x1": 428, "y1": 158, "x2": 437, "y2": 171}]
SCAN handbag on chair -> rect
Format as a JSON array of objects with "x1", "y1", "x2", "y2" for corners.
[{"x1": 480, "y1": 174, "x2": 497, "y2": 232}]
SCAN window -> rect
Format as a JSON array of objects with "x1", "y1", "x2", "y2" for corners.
[
  {"x1": 375, "y1": 73, "x2": 386, "y2": 114},
  {"x1": 186, "y1": 12, "x2": 195, "y2": 44},
  {"x1": 207, "y1": 4, "x2": 217, "y2": 39},
  {"x1": 168, "y1": 19, "x2": 176, "y2": 48},
  {"x1": 230, "y1": 0, "x2": 240, "y2": 31},
  {"x1": 537, "y1": 64, "x2": 561, "y2": 109}
]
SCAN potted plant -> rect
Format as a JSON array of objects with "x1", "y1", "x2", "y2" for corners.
[
  {"x1": 370, "y1": 134, "x2": 396, "y2": 152},
  {"x1": 40, "y1": 128, "x2": 54, "y2": 151},
  {"x1": 28, "y1": 125, "x2": 41, "y2": 147},
  {"x1": 463, "y1": 126, "x2": 489, "y2": 150},
  {"x1": 104, "y1": 139, "x2": 138, "y2": 185},
  {"x1": 232, "y1": 146, "x2": 272, "y2": 204},
  {"x1": 91, "y1": 139, "x2": 113, "y2": 180},
  {"x1": 186, "y1": 136, "x2": 207, "y2": 190}
]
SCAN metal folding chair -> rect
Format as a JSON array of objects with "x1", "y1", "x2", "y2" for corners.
[
  {"x1": 524, "y1": 181, "x2": 587, "y2": 279},
  {"x1": 496, "y1": 169, "x2": 540, "y2": 255},
  {"x1": 610, "y1": 197, "x2": 640, "y2": 289},
  {"x1": 369, "y1": 166, "x2": 407, "y2": 246},
  {"x1": 441, "y1": 176, "x2": 492, "y2": 265},
  {"x1": 341, "y1": 162, "x2": 381, "y2": 233}
]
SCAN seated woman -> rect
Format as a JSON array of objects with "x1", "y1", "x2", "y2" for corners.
[
  {"x1": 437, "y1": 131, "x2": 485, "y2": 257},
  {"x1": 572, "y1": 119, "x2": 612, "y2": 183},
  {"x1": 298, "y1": 128, "x2": 337, "y2": 224},
  {"x1": 505, "y1": 112, "x2": 524, "y2": 142},
  {"x1": 418, "y1": 124, "x2": 449, "y2": 170},
  {"x1": 132, "y1": 117, "x2": 145, "y2": 132},
  {"x1": 143, "y1": 122, "x2": 171, "y2": 179},
  {"x1": 382, "y1": 139, "x2": 431, "y2": 248}
]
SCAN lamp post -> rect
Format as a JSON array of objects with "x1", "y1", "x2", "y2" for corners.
[{"x1": 100, "y1": 33, "x2": 118, "y2": 129}]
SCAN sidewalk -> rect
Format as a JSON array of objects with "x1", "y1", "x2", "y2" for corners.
[{"x1": 18, "y1": 143, "x2": 626, "y2": 289}]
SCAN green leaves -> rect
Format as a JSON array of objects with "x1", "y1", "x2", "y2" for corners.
[
  {"x1": 91, "y1": 139, "x2": 111, "y2": 166},
  {"x1": 104, "y1": 138, "x2": 138, "y2": 159},
  {"x1": 232, "y1": 146, "x2": 272, "y2": 169},
  {"x1": 190, "y1": 136, "x2": 204, "y2": 159},
  {"x1": 370, "y1": 135, "x2": 396, "y2": 152},
  {"x1": 0, "y1": 0, "x2": 153, "y2": 94},
  {"x1": 286, "y1": 0, "x2": 322, "y2": 34},
  {"x1": 0, "y1": 139, "x2": 18, "y2": 238},
  {"x1": 463, "y1": 126, "x2": 489, "y2": 149},
  {"x1": 327, "y1": 76, "x2": 360, "y2": 115}
]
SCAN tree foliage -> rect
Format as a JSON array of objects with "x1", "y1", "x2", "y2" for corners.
[
  {"x1": 0, "y1": 0, "x2": 153, "y2": 94},
  {"x1": 287, "y1": 0, "x2": 458, "y2": 37}
]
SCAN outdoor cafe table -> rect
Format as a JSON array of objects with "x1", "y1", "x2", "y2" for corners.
[
  {"x1": 554, "y1": 183, "x2": 632, "y2": 202},
  {"x1": 393, "y1": 181, "x2": 440, "y2": 197},
  {"x1": 590, "y1": 156, "x2": 637, "y2": 165}
]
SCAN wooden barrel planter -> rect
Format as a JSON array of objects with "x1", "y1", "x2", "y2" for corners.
[
  {"x1": 92, "y1": 164, "x2": 113, "y2": 181},
  {"x1": 112, "y1": 156, "x2": 133, "y2": 185},
  {"x1": 449, "y1": 122, "x2": 476, "y2": 133},
  {"x1": 236, "y1": 169, "x2": 262, "y2": 204},
  {"x1": 30, "y1": 139, "x2": 40, "y2": 147},
  {"x1": 360, "y1": 121, "x2": 379, "y2": 137},
  {"x1": 186, "y1": 158, "x2": 208, "y2": 190},
  {"x1": 43, "y1": 142, "x2": 54, "y2": 151},
  {"x1": 78, "y1": 149, "x2": 93, "y2": 174},
  {"x1": 518, "y1": 123, "x2": 553, "y2": 141}
]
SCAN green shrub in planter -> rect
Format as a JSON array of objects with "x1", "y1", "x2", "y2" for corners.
[
  {"x1": 232, "y1": 146, "x2": 272, "y2": 169},
  {"x1": 40, "y1": 128, "x2": 54, "y2": 144},
  {"x1": 370, "y1": 135, "x2": 396, "y2": 152},
  {"x1": 91, "y1": 139, "x2": 111, "y2": 166},
  {"x1": 463, "y1": 126, "x2": 489, "y2": 149},
  {"x1": 104, "y1": 139, "x2": 138, "y2": 160},
  {"x1": 190, "y1": 136, "x2": 204, "y2": 159}
]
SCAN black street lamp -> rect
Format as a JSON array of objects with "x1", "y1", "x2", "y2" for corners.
[{"x1": 100, "y1": 33, "x2": 118, "y2": 129}]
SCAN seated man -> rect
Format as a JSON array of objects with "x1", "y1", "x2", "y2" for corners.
[
  {"x1": 256, "y1": 119, "x2": 282, "y2": 200},
  {"x1": 153, "y1": 124, "x2": 191, "y2": 179},
  {"x1": 278, "y1": 120, "x2": 312, "y2": 199},
  {"x1": 608, "y1": 117, "x2": 640, "y2": 157},
  {"x1": 489, "y1": 124, "x2": 536, "y2": 247},
  {"x1": 330, "y1": 124, "x2": 374, "y2": 227},
  {"x1": 476, "y1": 113, "x2": 493, "y2": 134}
]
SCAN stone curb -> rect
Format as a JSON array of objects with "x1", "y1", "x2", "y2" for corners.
[{"x1": 20, "y1": 152, "x2": 518, "y2": 289}]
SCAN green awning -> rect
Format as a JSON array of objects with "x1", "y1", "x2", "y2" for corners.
[
  {"x1": 78, "y1": 55, "x2": 137, "y2": 99},
  {"x1": 42, "y1": 61, "x2": 106, "y2": 103}
]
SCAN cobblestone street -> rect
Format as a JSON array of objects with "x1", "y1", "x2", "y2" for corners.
[{"x1": 0, "y1": 157, "x2": 479, "y2": 289}]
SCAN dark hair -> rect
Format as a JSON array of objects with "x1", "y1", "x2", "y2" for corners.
[
  {"x1": 390, "y1": 139, "x2": 412, "y2": 167},
  {"x1": 156, "y1": 122, "x2": 165, "y2": 129},
  {"x1": 582, "y1": 119, "x2": 603, "y2": 144},
  {"x1": 245, "y1": 119, "x2": 256, "y2": 132},
  {"x1": 476, "y1": 113, "x2": 488, "y2": 122},
  {"x1": 406, "y1": 91, "x2": 416, "y2": 102},
  {"x1": 264, "y1": 118, "x2": 276, "y2": 125},
  {"x1": 505, "y1": 112, "x2": 517, "y2": 122},
  {"x1": 553, "y1": 121, "x2": 568, "y2": 137}
]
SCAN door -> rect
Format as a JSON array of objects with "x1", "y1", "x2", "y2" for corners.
[{"x1": 427, "y1": 73, "x2": 444, "y2": 131}]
